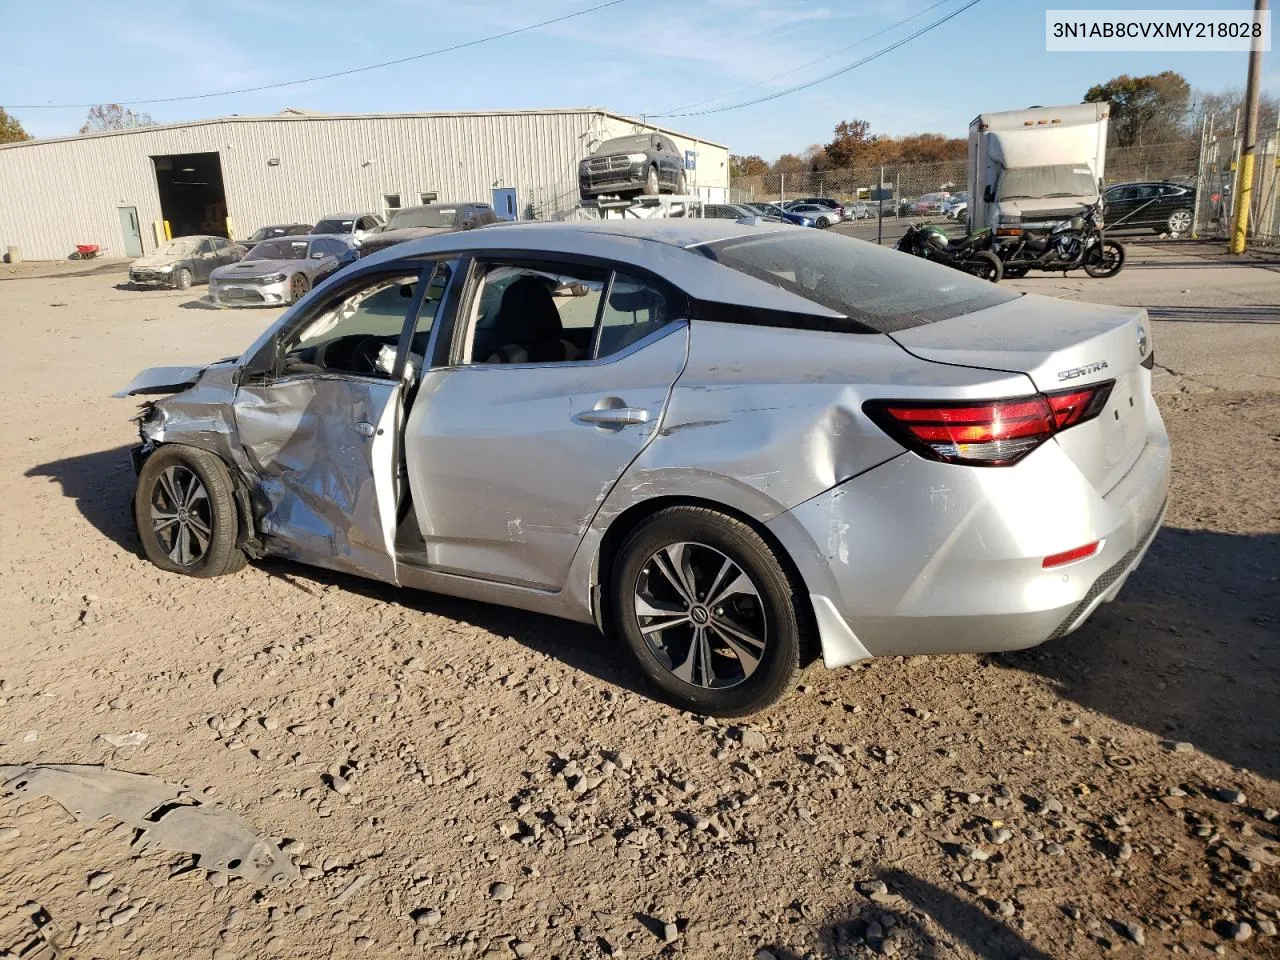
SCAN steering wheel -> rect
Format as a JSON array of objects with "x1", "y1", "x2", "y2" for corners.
[{"x1": 313, "y1": 335, "x2": 386, "y2": 375}]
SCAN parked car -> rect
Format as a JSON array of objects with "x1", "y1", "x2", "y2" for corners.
[
  {"x1": 1102, "y1": 181, "x2": 1196, "y2": 235},
  {"x1": 744, "y1": 202, "x2": 814, "y2": 227},
  {"x1": 785, "y1": 203, "x2": 841, "y2": 228},
  {"x1": 208, "y1": 235, "x2": 359, "y2": 307},
  {"x1": 116, "y1": 219, "x2": 1168, "y2": 716},
  {"x1": 912, "y1": 193, "x2": 950, "y2": 215},
  {"x1": 312, "y1": 213, "x2": 385, "y2": 245},
  {"x1": 789, "y1": 196, "x2": 845, "y2": 213},
  {"x1": 941, "y1": 193, "x2": 968, "y2": 219},
  {"x1": 703, "y1": 203, "x2": 766, "y2": 221},
  {"x1": 579, "y1": 133, "x2": 688, "y2": 202},
  {"x1": 359, "y1": 203, "x2": 500, "y2": 257},
  {"x1": 844, "y1": 202, "x2": 873, "y2": 220},
  {"x1": 245, "y1": 224, "x2": 313, "y2": 244},
  {"x1": 128, "y1": 236, "x2": 246, "y2": 290}
]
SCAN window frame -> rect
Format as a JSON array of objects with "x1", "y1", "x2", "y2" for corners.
[
  {"x1": 243, "y1": 262, "x2": 442, "y2": 383},
  {"x1": 439, "y1": 252, "x2": 689, "y2": 371}
]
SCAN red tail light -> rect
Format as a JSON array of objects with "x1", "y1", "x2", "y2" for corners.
[{"x1": 863, "y1": 381, "x2": 1114, "y2": 466}]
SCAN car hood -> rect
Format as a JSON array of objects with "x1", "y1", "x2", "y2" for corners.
[
  {"x1": 998, "y1": 198, "x2": 1093, "y2": 221},
  {"x1": 211, "y1": 258, "x2": 301, "y2": 280},
  {"x1": 132, "y1": 252, "x2": 188, "y2": 268},
  {"x1": 113, "y1": 365, "x2": 209, "y2": 398}
]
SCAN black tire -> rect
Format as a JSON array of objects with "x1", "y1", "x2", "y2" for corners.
[
  {"x1": 964, "y1": 250, "x2": 1003, "y2": 283},
  {"x1": 173, "y1": 267, "x2": 193, "y2": 291},
  {"x1": 134, "y1": 445, "x2": 247, "y2": 578},
  {"x1": 1002, "y1": 263, "x2": 1030, "y2": 279},
  {"x1": 642, "y1": 165, "x2": 660, "y2": 196},
  {"x1": 610, "y1": 506, "x2": 812, "y2": 716},
  {"x1": 288, "y1": 273, "x2": 310, "y2": 304},
  {"x1": 68, "y1": 251, "x2": 83, "y2": 261},
  {"x1": 816, "y1": 216, "x2": 831, "y2": 229},
  {"x1": 1083, "y1": 239, "x2": 1125, "y2": 278},
  {"x1": 676, "y1": 171, "x2": 688, "y2": 195}
]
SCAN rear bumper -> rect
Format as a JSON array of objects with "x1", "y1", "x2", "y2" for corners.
[{"x1": 768, "y1": 408, "x2": 1171, "y2": 666}]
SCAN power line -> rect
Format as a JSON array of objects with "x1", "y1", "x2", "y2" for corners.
[
  {"x1": 9, "y1": 0, "x2": 633, "y2": 110},
  {"x1": 655, "y1": 0, "x2": 984, "y2": 118},
  {"x1": 657, "y1": 0, "x2": 957, "y2": 117}
]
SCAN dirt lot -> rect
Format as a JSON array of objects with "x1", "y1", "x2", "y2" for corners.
[{"x1": 1, "y1": 243, "x2": 1278, "y2": 959}]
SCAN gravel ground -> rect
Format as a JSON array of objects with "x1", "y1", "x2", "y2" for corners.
[{"x1": 0, "y1": 244, "x2": 1277, "y2": 959}]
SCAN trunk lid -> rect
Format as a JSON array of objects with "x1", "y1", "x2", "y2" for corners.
[{"x1": 891, "y1": 294, "x2": 1153, "y2": 494}]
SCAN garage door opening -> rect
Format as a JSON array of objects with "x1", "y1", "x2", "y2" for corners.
[{"x1": 152, "y1": 152, "x2": 227, "y2": 239}]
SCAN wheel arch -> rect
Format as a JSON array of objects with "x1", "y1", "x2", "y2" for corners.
[{"x1": 592, "y1": 494, "x2": 820, "y2": 665}]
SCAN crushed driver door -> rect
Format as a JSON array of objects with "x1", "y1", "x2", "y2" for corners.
[{"x1": 232, "y1": 268, "x2": 434, "y2": 583}]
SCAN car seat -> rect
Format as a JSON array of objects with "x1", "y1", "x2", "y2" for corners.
[{"x1": 484, "y1": 276, "x2": 579, "y2": 363}]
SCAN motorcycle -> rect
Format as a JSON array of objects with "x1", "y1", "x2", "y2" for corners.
[
  {"x1": 894, "y1": 224, "x2": 1003, "y2": 282},
  {"x1": 993, "y1": 200, "x2": 1124, "y2": 279}
]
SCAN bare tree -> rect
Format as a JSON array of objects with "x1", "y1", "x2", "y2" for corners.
[{"x1": 80, "y1": 104, "x2": 156, "y2": 134}]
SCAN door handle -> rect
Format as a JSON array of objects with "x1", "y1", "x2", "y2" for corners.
[
  {"x1": 574, "y1": 407, "x2": 650, "y2": 427},
  {"x1": 355, "y1": 421, "x2": 376, "y2": 437}
]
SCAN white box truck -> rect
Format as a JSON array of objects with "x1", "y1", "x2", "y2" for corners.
[{"x1": 967, "y1": 103, "x2": 1109, "y2": 235}]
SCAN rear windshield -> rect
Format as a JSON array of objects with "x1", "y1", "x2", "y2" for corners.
[
  {"x1": 700, "y1": 229, "x2": 1017, "y2": 333},
  {"x1": 388, "y1": 206, "x2": 457, "y2": 229}
]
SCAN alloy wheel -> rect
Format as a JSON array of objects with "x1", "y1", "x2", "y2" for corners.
[
  {"x1": 634, "y1": 541, "x2": 767, "y2": 689},
  {"x1": 1168, "y1": 209, "x2": 1192, "y2": 235},
  {"x1": 150, "y1": 465, "x2": 212, "y2": 566},
  {"x1": 291, "y1": 275, "x2": 308, "y2": 302}
]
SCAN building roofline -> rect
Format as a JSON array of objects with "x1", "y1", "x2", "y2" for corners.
[{"x1": 0, "y1": 107, "x2": 727, "y2": 151}]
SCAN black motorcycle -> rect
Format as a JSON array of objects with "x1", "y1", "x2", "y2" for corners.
[
  {"x1": 895, "y1": 224, "x2": 1003, "y2": 282},
  {"x1": 993, "y1": 200, "x2": 1124, "y2": 279}
]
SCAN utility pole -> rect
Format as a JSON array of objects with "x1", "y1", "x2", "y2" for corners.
[{"x1": 1230, "y1": 0, "x2": 1268, "y2": 253}]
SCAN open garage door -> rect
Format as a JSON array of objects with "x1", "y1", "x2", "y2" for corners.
[{"x1": 153, "y1": 152, "x2": 227, "y2": 239}]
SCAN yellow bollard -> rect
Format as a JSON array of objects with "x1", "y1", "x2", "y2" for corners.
[{"x1": 1229, "y1": 152, "x2": 1255, "y2": 254}]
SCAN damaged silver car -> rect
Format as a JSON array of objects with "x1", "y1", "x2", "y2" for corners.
[{"x1": 116, "y1": 220, "x2": 1170, "y2": 715}]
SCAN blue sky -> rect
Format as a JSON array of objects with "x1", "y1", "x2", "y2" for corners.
[{"x1": 3, "y1": 0, "x2": 1275, "y2": 156}]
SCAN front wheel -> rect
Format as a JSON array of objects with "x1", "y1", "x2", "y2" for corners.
[
  {"x1": 1083, "y1": 240, "x2": 1125, "y2": 278},
  {"x1": 642, "y1": 165, "x2": 659, "y2": 196},
  {"x1": 134, "y1": 445, "x2": 247, "y2": 577},
  {"x1": 963, "y1": 250, "x2": 1003, "y2": 283},
  {"x1": 173, "y1": 267, "x2": 192, "y2": 290},
  {"x1": 610, "y1": 506, "x2": 812, "y2": 716},
  {"x1": 288, "y1": 273, "x2": 310, "y2": 304}
]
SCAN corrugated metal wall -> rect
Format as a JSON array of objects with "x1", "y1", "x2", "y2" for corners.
[{"x1": 0, "y1": 110, "x2": 727, "y2": 260}]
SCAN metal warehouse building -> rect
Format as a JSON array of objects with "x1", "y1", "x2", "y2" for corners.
[{"x1": 0, "y1": 108, "x2": 729, "y2": 261}]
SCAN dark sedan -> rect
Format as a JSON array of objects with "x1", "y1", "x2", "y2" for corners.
[
  {"x1": 245, "y1": 223, "x2": 313, "y2": 244},
  {"x1": 1102, "y1": 181, "x2": 1196, "y2": 235},
  {"x1": 359, "y1": 203, "x2": 500, "y2": 257},
  {"x1": 579, "y1": 133, "x2": 687, "y2": 201}
]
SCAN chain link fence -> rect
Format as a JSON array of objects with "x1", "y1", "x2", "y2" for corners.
[{"x1": 728, "y1": 134, "x2": 1280, "y2": 247}]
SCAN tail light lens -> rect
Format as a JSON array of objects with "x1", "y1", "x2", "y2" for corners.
[{"x1": 863, "y1": 381, "x2": 1114, "y2": 466}]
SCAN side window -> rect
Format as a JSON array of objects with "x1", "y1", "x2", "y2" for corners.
[
  {"x1": 212, "y1": 237, "x2": 229, "y2": 250},
  {"x1": 281, "y1": 273, "x2": 419, "y2": 378},
  {"x1": 596, "y1": 273, "x2": 675, "y2": 358},
  {"x1": 198, "y1": 239, "x2": 215, "y2": 255},
  {"x1": 464, "y1": 263, "x2": 606, "y2": 365}
]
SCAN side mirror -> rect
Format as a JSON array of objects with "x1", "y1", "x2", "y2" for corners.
[
  {"x1": 311, "y1": 251, "x2": 325, "y2": 259},
  {"x1": 983, "y1": 186, "x2": 995, "y2": 203}
]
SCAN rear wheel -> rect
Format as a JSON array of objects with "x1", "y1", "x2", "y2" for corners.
[
  {"x1": 642, "y1": 165, "x2": 660, "y2": 196},
  {"x1": 610, "y1": 506, "x2": 810, "y2": 716},
  {"x1": 963, "y1": 250, "x2": 1003, "y2": 283},
  {"x1": 1167, "y1": 209, "x2": 1192, "y2": 236},
  {"x1": 134, "y1": 445, "x2": 247, "y2": 577},
  {"x1": 816, "y1": 216, "x2": 831, "y2": 229},
  {"x1": 676, "y1": 171, "x2": 688, "y2": 195},
  {"x1": 1083, "y1": 240, "x2": 1125, "y2": 278},
  {"x1": 173, "y1": 267, "x2": 192, "y2": 291}
]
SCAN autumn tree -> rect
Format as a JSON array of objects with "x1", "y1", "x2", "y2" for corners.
[
  {"x1": 772, "y1": 153, "x2": 810, "y2": 176},
  {"x1": 1084, "y1": 71, "x2": 1190, "y2": 147},
  {"x1": 730, "y1": 154, "x2": 770, "y2": 178},
  {"x1": 80, "y1": 104, "x2": 156, "y2": 134},
  {"x1": 825, "y1": 119, "x2": 873, "y2": 167},
  {"x1": 0, "y1": 108, "x2": 31, "y2": 144}
]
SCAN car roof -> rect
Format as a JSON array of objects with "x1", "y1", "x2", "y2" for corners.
[{"x1": 317, "y1": 212, "x2": 375, "y2": 219}]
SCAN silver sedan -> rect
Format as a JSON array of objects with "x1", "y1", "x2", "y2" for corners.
[
  {"x1": 116, "y1": 220, "x2": 1170, "y2": 715},
  {"x1": 209, "y1": 235, "x2": 359, "y2": 307}
]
